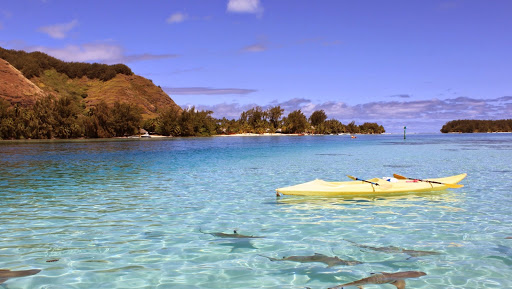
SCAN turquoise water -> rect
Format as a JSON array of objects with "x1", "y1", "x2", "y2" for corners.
[{"x1": 1, "y1": 134, "x2": 511, "y2": 288}]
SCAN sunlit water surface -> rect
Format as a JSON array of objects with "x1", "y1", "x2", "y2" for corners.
[{"x1": 1, "y1": 134, "x2": 511, "y2": 288}]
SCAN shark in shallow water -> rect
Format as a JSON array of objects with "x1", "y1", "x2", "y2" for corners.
[
  {"x1": 260, "y1": 253, "x2": 362, "y2": 267},
  {"x1": 328, "y1": 271, "x2": 427, "y2": 289},
  {"x1": 0, "y1": 269, "x2": 41, "y2": 284},
  {"x1": 345, "y1": 240, "x2": 440, "y2": 257},
  {"x1": 200, "y1": 229, "x2": 264, "y2": 239},
  {"x1": 201, "y1": 229, "x2": 264, "y2": 252}
]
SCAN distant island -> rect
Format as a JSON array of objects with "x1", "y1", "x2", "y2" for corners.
[
  {"x1": 441, "y1": 119, "x2": 512, "y2": 133},
  {"x1": 0, "y1": 47, "x2": 385, "y2": 140}
]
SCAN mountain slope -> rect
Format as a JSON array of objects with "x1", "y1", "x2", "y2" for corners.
[
  {"x1": 0, "y1": 58, "x2": 46, "y2": 106},
  {"x1": 31, "y1": 68, "x2": 180, "y2": 119},
  {"x1": 0, "y1": 47, "x2": 180, "y2": 119},
  {"x1": 83, "y1": 74, "x2": 179, "y2": 119}
]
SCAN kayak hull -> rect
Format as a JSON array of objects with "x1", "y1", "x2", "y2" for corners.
[{"x1": 276, "y1": 174, "x2": 467, "y2": 197}]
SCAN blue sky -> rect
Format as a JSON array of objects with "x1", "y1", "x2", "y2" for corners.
[{"x1": 1, "y1": 0, "x2": 511, "y2": 133}]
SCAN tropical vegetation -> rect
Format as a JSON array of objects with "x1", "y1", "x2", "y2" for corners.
[
  {"x1": 441, "y1": 119, "x2": 512, "y2": 133},
  {"x1": 0, "y1": 96, "x2": 385, "y2": 139},
  {"x1": 0, "y1": 47, "x2": 132, "y2": 81},
  {"x1": 0, "y1": 46, "x2": 385, "y2": 140}
]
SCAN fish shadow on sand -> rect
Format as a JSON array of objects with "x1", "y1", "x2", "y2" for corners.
[
  {"x1": 486, "y1": 245, "x2": 512, "y2": 266},
  {"x1": 218, "y1": 239, "x2": 260, "y2": 252},
  {"x1": 344, "y1": 240, "x2": 440, "y2": 258},
  {"x1": 328, "y1": 271, "x2": 427, "y2": 289},
  {"x1": 0, "y1": 269, "x2": 41, "y2": 285},
  {"x1": 260, "y1": 253, "x2": 362, "y2": 268},
  {"x1": 267, "y1": 266, "x2": 346, "y2": 285}
]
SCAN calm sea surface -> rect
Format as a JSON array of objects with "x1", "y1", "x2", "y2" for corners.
[{"x1": 1, "y1": 134, "x2": 511, "y2": 288}]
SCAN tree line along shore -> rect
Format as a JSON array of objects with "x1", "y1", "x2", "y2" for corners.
[
  {"x1": 0, "y1": 96, "x2": 385, "y2": 140},
  {"x1": 0, "y1": 46, "x2": 385, "y2": 140},
  {"x1": 440, "y1": 119, "x2": 512, "y2": 133}
]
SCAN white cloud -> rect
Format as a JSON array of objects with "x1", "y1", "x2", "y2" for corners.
[
  {"x1": 164, "y1": 87, "x2": 256, "y2": 95},
  {"x1": 227, "y1": 0, "x2": 263, "y2": 15},
  {"x1": 242, "y1": 43, "x2": 266, "y2": 52},
  {"x1": 273, "y1": 96, "x2": 512, "y2": 122},
  {"x1": 38, "y1": 19, "x2": 78, "y2": 39},
  {"x1": 30, "y1": 43, "x2": 122, "y2": 62},
  {"x1": 28, "y1": 43, "x2": 178, "y2": 64},
  {"x1": 166, "y1": 12, "x2": 188, "y2": 24},
  {"x1": 390, "y1": 94, "x2": 411, "y2": 98}
]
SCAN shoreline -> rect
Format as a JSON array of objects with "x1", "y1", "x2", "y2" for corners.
[
  {"x1": 215, "y1": 133, "x2": 299, "y2": 137},
  {"x1": 3, "y1": 131, "x2": 511, "y2": 142}
]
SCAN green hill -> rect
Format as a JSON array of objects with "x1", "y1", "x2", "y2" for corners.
[{"x1": 0, "y1": 47, "x2": 180, "y2": 119}]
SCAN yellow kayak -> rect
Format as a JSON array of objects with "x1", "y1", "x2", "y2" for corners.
[{"x1": 276, "y1": 173, "x2": 467, "y2": 197}]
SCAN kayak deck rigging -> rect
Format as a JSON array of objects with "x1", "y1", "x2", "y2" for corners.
[{"x1": 276, "y1": 173, "x2": 467, "y2": 197}]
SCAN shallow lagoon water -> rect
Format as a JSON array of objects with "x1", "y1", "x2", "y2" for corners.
[{"x1": 1, "y1": 134, "x2": 511, "y2": 288}]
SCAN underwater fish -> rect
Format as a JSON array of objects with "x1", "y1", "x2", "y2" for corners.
[
  {"x1": 328, "y1": 271, "x2": 427, "y2": 289},
  {"x1": 200, "y1": 229, "x2": 264, "y2": 239},
  {"x1": 0, "y1": 269, "x2": 41, "y2": 284},
  {"x1": 345, "y1": 240, "x2": 439, "y2": 257},
  {"x1": 261, "y1": 253, "x2": 362, "y2": 267}
]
